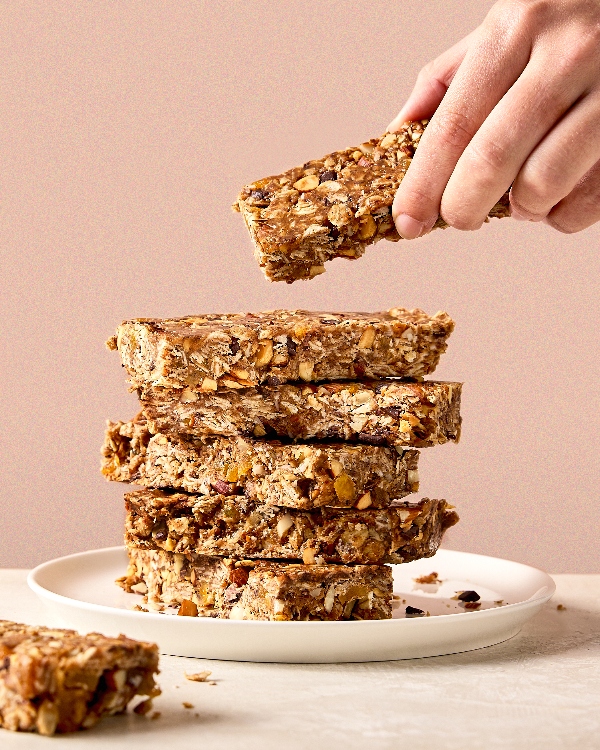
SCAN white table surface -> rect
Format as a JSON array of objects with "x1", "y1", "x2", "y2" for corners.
[{"x1": 0, "y1": 570, "x2": 598, "y2": 749}]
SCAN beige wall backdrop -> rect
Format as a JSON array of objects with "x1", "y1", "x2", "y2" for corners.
[{"x1": 1, "y1": 1, "x2": 598, "y2": 571}]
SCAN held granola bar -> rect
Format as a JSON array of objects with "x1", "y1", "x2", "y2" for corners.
[
  {"x1": 107, "y1": 307, "x2": 454, "y2": 390},
  {"x1": 234, "y1": 121, "x2": 511, "y2": 283},
  {"x1": 140, "y1": 379, "x2": 462, "y2": 447},
  {"x1": 119, "y1": 548, "x2": 393, "y2": 621},
  {"x1": 125, "y1": 490, "x2": 458, "y2": 565},
  {"x1": 0, "y1": 621, "x2": 159, "y2": 736},
  {"x1": 102, "y1": 415, "x2": 420, "y2": 510}
]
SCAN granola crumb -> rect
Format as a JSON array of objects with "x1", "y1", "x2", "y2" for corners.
[
  {"x1": 150, "y1": 712, "x2": 161, "y2": 720},
  {"x1": 182, "y1": 702, "x2": 194, "y2": 709},
  {"x1": 185, "y1": 671, "x2": 212, "y2": 683},
  {"x1": 209, "y1": 681, "x2": 217, "y2": 686},
  {"x1": 413, "y1": 572, "x2": 440, "y2": 585},
  {"x1": 133, "y1": 698, "x2": 154, "y2": 716},
  {"x1": 557, "y1": 604, "x2": 567, "y2": 611}
]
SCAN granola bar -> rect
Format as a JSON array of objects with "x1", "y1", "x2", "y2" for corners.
[
  {"x1": 125, "y1": 490, "x2": 458, "y2": 565},
  {"x1": 107, "y1": 307, "x2": 454, "y2": 390},
  {"x1": 234, "y1": 120, "x2": 511, "y2": 283},
  {"x1": 0, "y1": 621, "x2": 159, "y2": 736},
  {"x1": 140, "y1": 379, "x2": 462, "y2": 447},
  {"x1": 119, "y1": 548, "x2": 393, "y2": 621},
  {"x1": 102, "y1": 416, "x2": 420, "y2": 509}
]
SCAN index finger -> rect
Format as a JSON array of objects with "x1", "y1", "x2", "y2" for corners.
[{"x1": 392, "y1": 14, "x2": 532, "y2": 238}]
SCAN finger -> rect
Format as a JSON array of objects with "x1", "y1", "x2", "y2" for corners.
[
  {"x1": 509, "y1": 91, "x2": 600, "y2": 222},
  {"x1": 544, "y1": 157, "x2": 600, "y2": 233},
  {"x1": 440, "y1": 44, "x2": 597, "y2": 230},
  {"x1": 387, "y1": 32, "x2": 474, "y2": 132},
  {"x1": 392, "y1": 12, "x2": 533, "y2": 238}
]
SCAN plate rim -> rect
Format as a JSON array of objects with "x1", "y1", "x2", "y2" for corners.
[{"x1": 27, "y1": 545, "x2": 556, "y2": 628}]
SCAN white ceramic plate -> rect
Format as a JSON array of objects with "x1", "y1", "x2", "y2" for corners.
[{"x1": 28, "y1": 547, "x2": 554, "y2": 663}]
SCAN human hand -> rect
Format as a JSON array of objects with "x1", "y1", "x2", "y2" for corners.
[{"x1": 388, "y1": 0, "x2": 600, "y2": 239}]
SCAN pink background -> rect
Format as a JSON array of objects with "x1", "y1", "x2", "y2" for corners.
[{"x1": 1, "y1": 1, "x2": 598, "y2": 571}]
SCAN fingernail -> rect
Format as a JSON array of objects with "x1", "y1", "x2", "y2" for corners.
[{"x1": 395, "y1": 214, "x2": 426, "y2": 240}]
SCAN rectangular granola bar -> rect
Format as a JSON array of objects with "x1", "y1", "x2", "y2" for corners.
[
  {"x1": 102, "y1": 415, "x2": 420, "y2": 509},
  {"x1": 107, "y1": 307, "x2": 454, "y2": 390},
  {"x1": 125, "y1": 489, "x2": 458, "y2": 565},
  {"x1": 140, "y1": 379, "x2": 462, "y2": 447},
  {"x1": 234, "y1": 120, "x2": 511, "y2": 283},
  {"x1": 0, "y1": 621, "x2": 159, "y2": 736},
  {"x1": 119, "y1": 548, "x2": 393, "y2": 621}
]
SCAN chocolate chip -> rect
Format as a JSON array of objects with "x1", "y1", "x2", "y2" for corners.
[
  {"x1": 320, "y1": 170, "x2": 337, "y2": 182},
  {"x1": 153, "y1": 529, "x2": 167, "y2": 542},
  {"x1": 296, "y1": 478, "x2": 313, "y2": 498},
  {"x1": 329, "y1": 227, "x2": 340, "y2": 240},
  {"x1": 457, "y1": 590, "x2": 480, "y2": 602},
  {"x1": 380, "y1": 406, "x2": 402, "y2": 419},
  {"x1": 229, "y1": 338, "x2": 240, "y2": 355},
  {"x1": 266, "y1": 375, "x2": 281, "y2": 386},
  {"x1": 250, "y1": 189, "x2": 268, "y2": 201},
  {"x1": 405, "y1": 606, "x2": 425, "y2": 618},
  {"x1": 0, "y1": 657, "x2": 9, "y2": 671},
  {"x1": 286, "y1": 337, "x2": 297, "y2": 357},
  {"x1": 357, "y1": 432, "x2": 387, "y2": 446}
]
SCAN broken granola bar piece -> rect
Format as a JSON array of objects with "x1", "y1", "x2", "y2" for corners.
[
  {"x1": 140, "y1": 379, "x2": 462, "y2": 447},
  {"x1": 107, "y1": 307, "x2": 454, "y2": 390},
  {"x1": 102, "y1": 415, "x2": 420, "y2": 510},
  {"x1": 0, "y1": 621, "x2": 159, "y2": 736},
  {"x1": 119, "y1": 548, "x2": 393, "y2": 621},
  {"x1": 234, "y1": 121, "x2": 511, "y2": 283},
  {"x1": 125, "y1": 490, "x2": 458, "y2": 564}
]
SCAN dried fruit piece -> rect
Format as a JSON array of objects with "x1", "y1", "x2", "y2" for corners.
[
  {"x1": 177, "y1": 599, "x2": 198, "y2": 617},
  {"x1": 334, "y1": 473, "x2": 356, "y2": 503}
]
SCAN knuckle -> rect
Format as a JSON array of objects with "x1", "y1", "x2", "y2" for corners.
[
  {"x1": 467, "y1": 137, "x2": 512, "y2": 175},
  {"x1": 515, "y1": 156, "x2": 568, "y2": 211},
  {"x1": 431, "y1": 108, "x2": 478, "y2": 151}
]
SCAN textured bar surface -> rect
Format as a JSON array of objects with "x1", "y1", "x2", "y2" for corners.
[
  {"x1": 234, "y1": 121, "x2": 511, "y2": 283},
  {"x1": 141, "y1": 379, "x2": 462, "y2": 447},
  {"x1": 102, "y1": 416, "x2": 420, "y2": 510},
  {"x1": 125, "y1": 490, "x2": 457, "y2": 564},
  {"x1": 119, "y1": 548, "x2": 393, "y2": 621},
  {"x1": 107, "y1": 307, "x2": 454, "y2": 390},
  {"x1": 0, "y1": 621, "x2": 159, "y2": 736}
]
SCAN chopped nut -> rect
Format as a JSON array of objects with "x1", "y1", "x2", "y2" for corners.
[
  {"x1": 309, "y1": 265, "x2": 326, "y2": 277},
  {"x1": 355, "y1": 492, "x2": 372, "y2": 510},
  {"x1": 358, "y1": 215, "x2": 377, "y2": 239},
  {"x1": 329, "y1": 459, "x2": 344, "y2": 477},
  {"x1": 324, "y1": 586, "x2": 336, "y2": 613},
  {"x1": 293, "y1": 174, "x2": 319, "y2": 191},
  {"x1": 302, "y1": 547, "x2": 316, "y2": 565},
  {"x1": 201, "y1": 378, "x2": 218, "y2": 392},
  {"x1": 254, "y1": 340, "x2": 273, "y2": 367},
  {"x1": 36, "y1": 701, "x2": 59, "y2": 736},
  {"x1": 358, "y1": 326, "x2": 376, "y2": 349},
  {"x1": 379, "y1": 133, "x2": 397, "y2": 149},
  {"x1": 298, "y1": 361, "x2": 314, "y2": 381},
  {"x1": 276, "y1": 514, "x2": 294, "y2": 538}
]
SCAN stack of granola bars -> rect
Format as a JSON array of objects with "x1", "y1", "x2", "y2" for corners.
[{"x1": 102, "y1": 307, "x2": 461, "y2": 620}]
